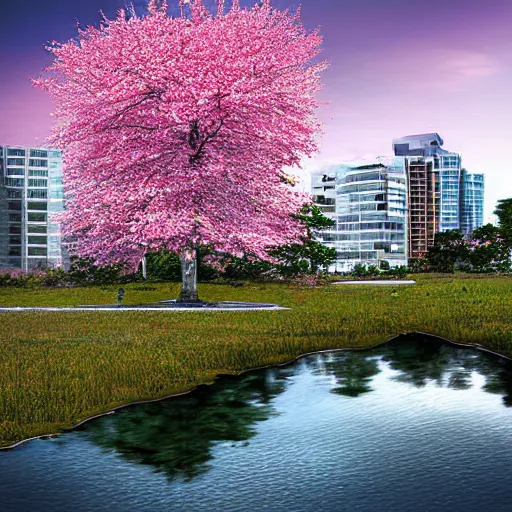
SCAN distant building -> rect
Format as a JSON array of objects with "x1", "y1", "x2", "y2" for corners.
[
  {"x1": 310, "y1": 132, "x2": 485, "y2": 271},
  {"x1": 0, "y1": 146, "x2": 66, "y2": 271},
  {"x1": 313, "y1": 158, "x2": 408, "y2": 272},
  {"x1": 392, "y1": 133, "x2": 481, "y2": 258},
  {"x1": 460, "y1": 169, "x2": 484, "y2": 235},
  {"x1": 310, "y1": 166, "x2": 337, "y2": 219}
]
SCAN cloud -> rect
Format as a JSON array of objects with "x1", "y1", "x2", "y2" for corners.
[
  {"x1": 439, "y1": 50, "x2": 500, "y2": 78},
  {"x1": 356, "y1": 46, "x2": 501, "y2": 94}
]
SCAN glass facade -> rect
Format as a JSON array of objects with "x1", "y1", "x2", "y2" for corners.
[
  {"x1": 315, "y1": 158, "x2": 408, "y2": 272},
  {"x1": 0, "y1": 146, "x2": 66, "y2": 270},
  {"x1": 392, "y1": 133, "x2": 483, "y2": 258},
  {"x1": 310, "y1": 166, "x2": 338, "y2": 217},
  {"x1": 460, "y1": 170, "x2": 484, "y2": 235},
  {"x1": 438, "y1": 155, "x2": 461, "y2": 232}
]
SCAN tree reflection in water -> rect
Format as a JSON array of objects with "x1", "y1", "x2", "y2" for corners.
[
  {"x1": 82, "y1": 335, "x2": 512, "y2": 481},
  {"x1": 378, "y1": 335, "x2": 512, "y2": 405},
  {"x1": 81, "y1": 371, "x2": 289, "y2": 481},
  {"x1": 313, "y1": 352, "x2": 381, "y2": 397}
]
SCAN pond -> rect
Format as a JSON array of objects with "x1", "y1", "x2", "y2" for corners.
[{"x1": 2, "y1": 334, "x2": 512, "y2": 512}]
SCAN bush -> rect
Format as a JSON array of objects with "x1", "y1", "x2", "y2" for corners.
[
  {"x1": 390, "y1": 265, "x2": 409, "y2": 279},
  {"x1": 352, "y1": 263, "x2": 368, "y2": 278},
  {"x1": 379, "y1": 260, "x2": 390, "y2": 271}
]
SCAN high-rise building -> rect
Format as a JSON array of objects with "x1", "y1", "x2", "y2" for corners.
[
  {"x1": 392, "y1": 133, "x2": 474, "y2": 258},
  {"x1": 314, "y1": 158, "x2": 408, "y2": 272},
  {"x1": 460, "y1": 169, "x2": 484, "y2": 235},
  {"x1": 310, "y1": 133, "x2": 485, "y2": 271},
  {"x1": 0, "y1": 146, "x2": 66, "y2": 271}
]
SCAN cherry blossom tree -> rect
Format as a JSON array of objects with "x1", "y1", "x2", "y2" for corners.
[{"x1": 35, "y1": 0, "x2": 327, "y2": 302}]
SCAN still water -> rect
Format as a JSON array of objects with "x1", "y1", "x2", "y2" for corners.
[{"x1": 1, "y1": 335, "x2": 512, "y2": 512}]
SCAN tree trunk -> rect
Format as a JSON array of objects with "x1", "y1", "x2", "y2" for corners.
[
  {"x1": 178, "y1": 249, "x2": 200, "y2": 302},
  {"x1": 141, "y1": 255, "x2": 147, "y2": 280}
]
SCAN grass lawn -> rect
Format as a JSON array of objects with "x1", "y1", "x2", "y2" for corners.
[{"x1": 1, "y1": 274, "x2": 511, "y2": 448}]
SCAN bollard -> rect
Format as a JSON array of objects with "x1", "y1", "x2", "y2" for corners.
[{"x1": 117, "y1": 288, "x2": 125, "y2": 306}]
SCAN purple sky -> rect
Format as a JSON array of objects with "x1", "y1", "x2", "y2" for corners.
[{"x1": 1, "y1": 0, "x2": 511, "y2": 220}]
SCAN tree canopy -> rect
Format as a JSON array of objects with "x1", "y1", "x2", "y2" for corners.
[{"x1": 35, "y1": 0, "x2": 327, "y2": 273}]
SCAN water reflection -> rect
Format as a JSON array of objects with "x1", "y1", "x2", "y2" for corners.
[
  {"x1": 315, "y1": 352, "x2": 381, "y2": 397},
  {"x1": 378, "y1": 335, "x2": 512, "y2": 405},
  {"x1": 81, "y1": 372, "x2": 288, "y2": 481},
  {"x1": 82, "y1": 336, "x2": 512, "y2": 482}
]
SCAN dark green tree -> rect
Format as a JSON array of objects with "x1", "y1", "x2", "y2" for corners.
[
  {"x1": 494, "y1": 198, "x2": 512, "y2": 256},
  {"x1": 270, "y1": 204, "x2": 337, "y2": 275},
  {"x1": 468, "y1": 223, "x2": 512, "y2": 273},
  {"x1": 494, "y1": 198, "x2": 512, "y2": 232},
  {"x1": 425, "y1": 230, "x2": 470, "y2": 273}
]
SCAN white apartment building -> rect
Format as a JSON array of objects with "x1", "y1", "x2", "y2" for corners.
[{"x1": 0, "y1": 146, "x2": 66, "y2": 271}]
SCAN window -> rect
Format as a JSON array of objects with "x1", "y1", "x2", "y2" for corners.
[
  {"x1": 30, "y1": 149, "x2": 48, "y2": 158},
  {"x1": 28, "y1": 179, "x2": 47, "y2": 188},
  {"x1": 5, "y1": 178, "x2": 24, "y2": 188},
  {"x1": 9, "y1": 247, "x2": 22, "y2": 256},
  {"x1": 442, "y1": 156, "x2": 459, "y2": 169},
  {"x1": 7, "y1": 189, "x2": 22, "y2": 198},
  {"x1": 28, "y1": 247, "x2": 47, "y2": 256},
  {"x1": 27, "y1": 202, "x2": 48, "y2": 211},
  {"x1": 28, "y1": 189, "x2": 47, "y2": 199},
  {"x1": 7, "y1": 201, "x2": 22, "y2": 211},
  {"x1": 29, "y1": 159, "x2": 48, "y2": 168},
  {"x1": 8, "y1": 213, "x2": 21, "y2": 222},
  {"x1": 49, "y1": 200, "x2": 64, "y2": 211},
  {"x1": 9, "y1": 225, "x2": 22, "y2": 234},
  {"x1": 49, "y1": 150, "x2": 61, "y2": 158},
  {"x1": 28, "y1": 236, "x2": 47, "y2": 245},
  {"x1": 27, "y1": 212, "x2": 46, "y2": 222},
  {"x1": 7, "y1": 148, "x2": 26, "y2": 157},
  {"x1": 29, "y1": 170, "x2": 48, "y2": 177},
  {"x1": 6, "y1": 168, "x2": 24, "y2": 176},
  {"x1": 9, "y1": 235, "x2": 22, "y2": 245},
  {"x1": 7, "y1": 158, "x2": 25, "y2": 166},
  {"x1": 50, "y1": 189, "x2": 64, "y2": 199},
  {"x1": 28, "y1": 225, "x2": 46, "y2": 234}
]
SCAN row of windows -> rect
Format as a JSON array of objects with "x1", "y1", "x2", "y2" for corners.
[
  {"x1": 5, "y1": 178, "x2": 24, "y2": 187},
  {"x1": 5, "y1": 189, "x2": 48, "y2": 198},
  {"x1": 341, "y1": 203, "x2": 388, "y2": 213},
  {"x1": 7, "y1": 158, "x2": 24, "y2": 166},
  {"x1": 338, "y1": 222, "x2": 405, "y2": 231},
  {"x1": 28, "y1": 179, "x2": 48, "y2": 187},
  {"x1": 8, "y1": 225, "x2": 48, "y2": 235},
  {"x1": 8, "y1": 213, "x2": 48, "y2": 222},
  {"x1": 6, "y1": 149, "x2": 49, "y2": 158},
  {"x1": 5, "y1": 168, "x2": 24, "y2": 176},
  {"x1": 8, "y1": 235, "x2": 49, "y2": 245},
  {"x1": 29, "y1": 159, "x2": 48, "y2": 168},
  {"x1": 322, "y1": 232, "x2": 406, "y2": 242},
  {"x1": 342, "y1": 172, "x2": 384, "y2": 184},
  {"x1": 441, "y1": 156, "x2": 460, "y2": 169},
  {"x1": 7, "y1": 201, "x2": 47, "y2": 211},
  {"x1": 8, "y1": 247, "x2": 48, "y2": 257},
  {"x1": 339, "y1": 183, "x2": 384, "y2": 194}
]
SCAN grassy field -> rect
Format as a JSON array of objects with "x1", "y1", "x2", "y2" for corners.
[{"x1": 1, "y1": 274, "x2": 511, "y2": 448}]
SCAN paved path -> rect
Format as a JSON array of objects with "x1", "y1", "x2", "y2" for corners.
[{"x1": 0, "y1": 301, "x2": 289, "y2": 312}]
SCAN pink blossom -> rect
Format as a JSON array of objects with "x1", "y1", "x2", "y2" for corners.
[{"x1": 34, "y1": 0, "x2": 327, "y2": 270}]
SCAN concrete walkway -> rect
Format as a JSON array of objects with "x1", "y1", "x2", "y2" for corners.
[
  {"x1": 333, "y1": 280, "x2": 416, "y2": 286},
  {"x1": 0, "y1": 301, "x2": 289, "y2": 312}
]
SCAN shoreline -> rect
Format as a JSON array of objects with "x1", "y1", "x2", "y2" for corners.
[{"x1": 1, "y1": 330, "x2": 510, "y2": 452}]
